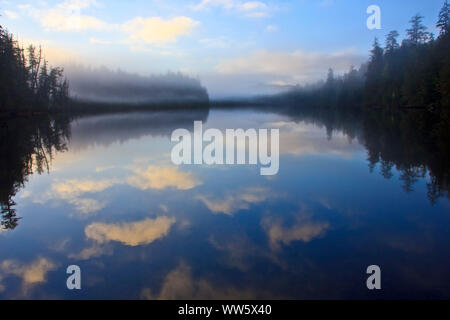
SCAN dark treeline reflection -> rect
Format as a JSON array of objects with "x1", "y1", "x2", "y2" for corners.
[
  {"x1": 0, "y1": 113, "x2": 71, "y2": 230},
  {"x1": 363, "y1": 109, "x2": 449, "y2": 203},
  {"x1": 0, "y1": 109, "x2": 210, "y2": 230},
  {"x1": 247, "y1": 104, "x2": 450, "y2": 204}
]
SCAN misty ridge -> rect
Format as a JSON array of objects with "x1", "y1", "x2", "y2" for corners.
[{"x1": 64, "y1": 65, "x2": 209, "y2": 104}]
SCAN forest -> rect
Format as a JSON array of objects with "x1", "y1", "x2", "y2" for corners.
[
  {"x1": 271, "y1": 1, "x2": 450, "y2": 110},
  {"x1": 0, "y1": 25, "x2": 69, "y2": 115},
  {"x1": 0, "y1": 24, "x2": 209, "y2": 116},
  {"x1": 2, "y1": 2, "x2": 450, "y2": 114}
]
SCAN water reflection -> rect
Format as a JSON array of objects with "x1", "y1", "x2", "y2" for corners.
[
  {"x1": 265, "y1": 105, "x2": 450, "y2": 203},
  {"x1": 0, "y1": 115, "x2": 71, "y2": 230},
  {"x1": 0, "y1": 106, "x2": 449, "y2": 299},
  {"x1": 69, "y1": 110, "x2": 209, "y2": 149}
]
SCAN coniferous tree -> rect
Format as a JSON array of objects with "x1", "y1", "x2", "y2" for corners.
[
  {"x1": 385, "y1": 31, "x2": 400, "y2": 53},
  {"x1": 437, "y1": 0, "x2": 450, "y2": 36},
  {"x1": 364, "y1": 38, "x2": 384, "y2": 106},
  {"x1": 1, "y1": 22, "x2": 69, "y2": 113},
  {"x1": 407, "y1": 14, "x2": 431, "y2": 45}
]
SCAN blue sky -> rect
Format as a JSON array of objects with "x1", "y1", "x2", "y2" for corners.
[{"x1": 0, "y1": 0, "x2": 445, "y2": 97}]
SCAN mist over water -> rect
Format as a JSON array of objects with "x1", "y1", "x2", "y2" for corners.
[{"x1": 64, "y1": 65, "x2": 209, "y2": 104}]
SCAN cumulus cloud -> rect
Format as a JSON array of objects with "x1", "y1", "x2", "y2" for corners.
[
  {"x1": 141, "y1": 262, "x2": 264, "y2": 300},
  {"x1": 33, "y1": 165, "x2": 201, "y2": 215},
  {"x1": 127, "y1": 165, "x2": 201, "y2": 191},
  {"x1": 85, "y1": 216, "x2": 176, "y2": 246},
  {"x1": 40, "y1": 10, "x2": 110, "y2": 32},
  {"x1": 263, "y1": 212, "x2": 329, "y2": 249},
  {"x1": 197, "y1": 187, "x2": 270, "y2": 215},
  {"x1": 53, "y1": 179, "x2": 118, "y2": 197},
  {"x1": 19, "y1": 0, "x2": 198, "y2": 46},
  {"x1": 0, "y1": 258, "x2": 57, "y2": 292},
  {"x1": 39, "y1": 178, "x2": 118, "y2": 214},
  {"x1": 19, "y1": 0, "x2": 112, "y2": 32},
  {"x1": 122, "y1": 16, "x2": 199, "y2": 45}
]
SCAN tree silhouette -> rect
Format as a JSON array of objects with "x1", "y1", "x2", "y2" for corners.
[
  {"x1": 437, "y1": 0, "x2": 450, "y2": 36},
  {"x1": 406, "y1": 14, "x2": 431, "y2": 45},
  {"x1": 385, "y1": 31, "x2": 400, "y2": 53},
  {"x1": 0, "y1": 24, "x2": 69, "y2": 114}
]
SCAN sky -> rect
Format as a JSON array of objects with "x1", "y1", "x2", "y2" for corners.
[{"x1": 0, "y1": 0, "x2": 445, "y2": 98}]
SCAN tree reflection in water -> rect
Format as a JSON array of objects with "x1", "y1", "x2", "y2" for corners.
[
  {"x1": 0, "y1": 114, "x2": 71, "y2": 230},
  {"x1": 1, "y1": 106, "x2": 449, "y2": 230}
]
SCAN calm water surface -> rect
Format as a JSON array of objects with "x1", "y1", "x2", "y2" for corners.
[{"x1": 0, "y1": 108, "x2": 449, "y2": 299}]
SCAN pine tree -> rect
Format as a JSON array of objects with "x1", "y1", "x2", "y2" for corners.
[
  {"x1": 385, "y1": 31, "x2": 400, "y2": 53},
  {"x1": 407, "y1": 14, "x2": 431, "y2": 44},
  {"x1": 1, "y1": 23, "x2": 69, "y2": 112},
  {"x1": 437, "y1": 0, "x2": 450, "y2": 36},
  {"x1": 365, "y1": 38, "x2": 384, "y2": 106}
]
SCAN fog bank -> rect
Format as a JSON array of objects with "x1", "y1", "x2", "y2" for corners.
[{"x1": 64, "y1": 65, "x2": 209, "y2": 104}]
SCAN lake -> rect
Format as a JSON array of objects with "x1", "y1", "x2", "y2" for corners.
[{"x1": 0, "y1": 106, "x2": 449, "y2": 299}]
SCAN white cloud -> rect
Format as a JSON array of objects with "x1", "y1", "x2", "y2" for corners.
[
  {"x1": 32, "y1": 165, "x2": 201, "y2": 215},
  {"x1": 41, "y1": 10, "x2": 111, "y2": 32},
  {"x1": 0, "y1": 258, "x2": 57, "y2": 294},
  {"x1": 85, "y1": 216, "x2": 176, "y2": 246},
  {"x1": 197, "y1": 187, "x2": 271, "y2": 215},
  {"x1": 237, "y1": 1, "x2": 267, "y2": 11},
  {"x1": 122, "y1": 16, "x2": 199, "y2": 45},
  {"x1": 263, "y1": 210, "x2": 329, "y2": 249},
  {"x1": 36, "y1": 178, "x2": 118, "y2": 214},
  {"x1": 19, "y1": 0, "x2": 112, "y2": 32},
  {"x1": 127, "y1": 165, "x2": 201, "y2": 191},
  {"x1": 19, "y1": 1, "x2": 198, "y2": 45}
]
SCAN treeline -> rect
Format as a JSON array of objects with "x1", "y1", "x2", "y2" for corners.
[
  {"x1": 0, "y1": 24, "x2": 69, "y2": 114},
  {"x1": 66, "y1": 65, "x2": 209, "y2": 104},
  {"x1": 278, "y1": 1, "x2": 450, "y2": 109}
]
